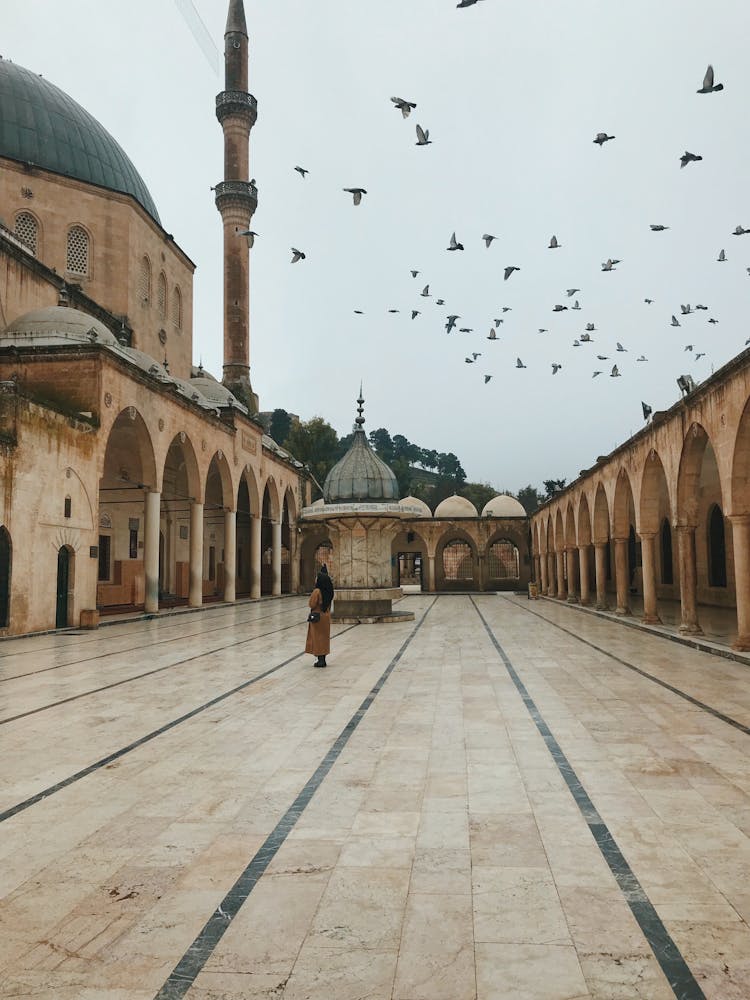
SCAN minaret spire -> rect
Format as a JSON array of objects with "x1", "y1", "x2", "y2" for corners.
[
  {"x1": 355, "y1": 384, "x2": 365, "y2": 428},
  {"x1": 215, "y1": 0, "x2": 259, "y2": 412}
]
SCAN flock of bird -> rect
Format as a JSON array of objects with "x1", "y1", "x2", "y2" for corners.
[{"x1": 240, "y1": 34, "x2": 745, "y2": 424}]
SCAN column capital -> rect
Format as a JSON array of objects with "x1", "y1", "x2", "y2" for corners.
[
  {"x1": 638, "y1": 530, "x2": 657, "y2": 540},
  {"x1": 675, "y1": 523, "x2": 696, "y2": 534},
  {"x1": 728, "y1": 513, "x2": 750, "y2": 526},
  {"x1": 612, "y1": 535, "x2": 629, "y2": 544}
]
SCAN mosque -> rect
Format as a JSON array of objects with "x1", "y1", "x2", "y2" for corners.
[{"x1": 0, "y1": 0, "x2": 530, "y2": 636}]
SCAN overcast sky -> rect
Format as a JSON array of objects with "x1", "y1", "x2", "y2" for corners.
[{"x1": 4, "y1": 1, "x2": 750, "y2": 491}]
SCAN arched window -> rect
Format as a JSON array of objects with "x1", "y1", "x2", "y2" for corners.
[
  {"x1": 157, "y1": 272, "x2": 167, "y2": 320},
  {"x1": 708, "y1": 504, "x2": 727, "y2": 587},
  {"x1": 172, "y1": 285, "x2": 182, "y2": 329},
  {"x1": 661, "y1": 519, "x2": 673, "y2": 585},
  {"x1": 442, "y1": 540, "x2": 474, "y2": 581},
  {"x1": 139, "y1": 256, "x2": 152, "y2": 305},
  {"x1": 66, "y1": 225, "x2": 90, "y2": 276},
  {"x1": 487, "y1": 539, "x2": 520, "y2": 579},
  {"x1": 14, "y1": 211, "x2": 38, "y2": 255}
]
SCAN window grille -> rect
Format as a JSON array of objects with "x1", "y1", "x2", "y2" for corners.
[
  {"x1": 66, "y1": 225, "x2": 90, "y2": 275},
  {"x1": 442, "y1": 540, "x2": 474, "y2": 580},
  {"x1": 487, "y1": 540, "x2": 520, "y2": 578},
  {"x1": 172, "y1": 285, "x2": 182, "y2": 328},
  {"x1": 139, "y1": 256, "x2": 152, "y2": 304},
  {"x1": 14, "y1": 212, "x2": 38, "y2": 255},
  {"x1": 157, "y1": 272, "x2": 167, "y2": 319}
]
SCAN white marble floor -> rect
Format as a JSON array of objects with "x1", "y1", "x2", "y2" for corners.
[{"x1": 1, "y1": 594, "x2": 750, "y2": 999}]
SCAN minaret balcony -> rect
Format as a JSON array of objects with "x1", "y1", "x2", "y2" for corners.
[
  {"x1": 214, "y1": 180, "x2": 258, "y2": 215},
  {"x1": 216, "y1": 90, "x2": 257, "y2": 127}
]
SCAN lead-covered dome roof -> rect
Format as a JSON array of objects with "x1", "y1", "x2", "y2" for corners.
[
  {"x1": 323, "y1": 391, "x2": 399, "y2": 503},
  {"x1": 0, "y1": 58, "x2": 161, "y2": 223},
  {"x1": 2, "y1": 305, "x2": 119, "y2": 347}
]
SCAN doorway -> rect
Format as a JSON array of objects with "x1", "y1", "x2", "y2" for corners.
[
  {"x1": 397, "y1": 551, "x2": 423, "y2": 589},
  {"x1": 56, "y1": 545, "x2": 72, "y2": 628}
]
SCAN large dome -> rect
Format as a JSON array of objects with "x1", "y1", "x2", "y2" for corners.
[
  {"x1": 434, "y1": 494, "x2": 479, "y2": 518},
  {"x1": 2, "y1": 306, "x2": 119, "y2": 347},
  {"x1": 482, "y1": 494, "x2": 527, "y2": 518},
  {"x1": 323, "y1": 392, "x2": 399, "y2": 503},
  {"x1": 0, "y1": 58, "x2": 160, "y2": 223}
]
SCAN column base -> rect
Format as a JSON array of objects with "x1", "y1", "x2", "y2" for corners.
[
  {"x1": 641, "y1": 614, "x2": 661, "y2": 625},
  {"x1": 732, "y1": 635, "x2": 750, "y2": 652},
  {"x1": 679, "y1": 622, "x2": 703, "y2": 635},
  {"x1": 595, "y1": 600, "x2": 608, "y2": 611},
  {"x1": 614, "y1": 607, "x2": 630, "y2": 616},
  {"x1": 566, "y1": 595, "x2": 578, "y2": 604},
  {"x1": 579, "y1": 597, "x2": 591, "y2": 607}
]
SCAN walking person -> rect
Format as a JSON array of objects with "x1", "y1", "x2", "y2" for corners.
[{"x1": 306, "y1": 564, "x2": 334, "y2": 668}]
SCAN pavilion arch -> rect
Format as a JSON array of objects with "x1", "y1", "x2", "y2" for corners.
[
  {"x1": 730, "y1": 395, "x2": 750, "y2": 517},
  {"x1": 554, "y1": 508, "x2": 564, "y2": 553},
  {"x1": 485, "y1": 532, "x2": 522, "y2": 587},
  {"x1": 677, "y1": 423, "x2": 724, "y2": 527},
  {"x1": 532, "y1": 522, "x2": 540, "y2": 559},
  {"x1": 435, "y1": 529, "x2": 478, "y2": 591},
  {"x1": 100, "y1": 407, "x2": 157, "y2": 490},
  {"x1": 391, "y1": 525, "x2": 429, "y2": 589},
  {"x1": 640, "y1": 450, "x2": 672, "y2": 535},
  {"x1": 577, "y1": 493, "x2": 592, "y2": 546},
  {"x1": 592, "y1": 483, "x2": 610, "y2": 544},
  {"x1": 613, "y1": 468, "x2": 636, "y2": 539},
  {"x1": 564, "y1": 503, "x2": 576, "y2": 548}
]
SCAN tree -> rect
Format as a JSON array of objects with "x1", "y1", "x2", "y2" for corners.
[
  {"x1": 369, "y1": 428, "x2": 394, "y2": 463},
  {"x1": 437, "y1": 452, "x2": 466, "y2": 483},
  {"x1": 283, "y1": 417, "x2": 340, "y2": 493},
  {"x1": 392, "y1": 433, "x2": 420, "y2": 464},
  {"x1": 517, "y1": 484, "x2": 543, "y2": 515},
  {"x1": 420, "y1": 448, "x2": 439, "y2": 471},
  {"x1": 269, "y1": 408, "x2": 292, "y2": 446},
  {"x1": 460, "y1": 482, "x2": 497, "y2": 512},
  {"x1": 543, "y1": 478, "x2": 567, "y2": 499}
]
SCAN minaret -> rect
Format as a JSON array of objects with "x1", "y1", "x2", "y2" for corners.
[{"x1": 215, "y1": 0, "x2": 259, "y2": 412}]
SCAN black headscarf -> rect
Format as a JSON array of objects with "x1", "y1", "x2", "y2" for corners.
[{"x1": 315, "y1": 564, "x2": 335, "y2": 612}]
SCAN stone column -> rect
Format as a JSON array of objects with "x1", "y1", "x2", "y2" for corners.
[
  {"x1": 677, "y1": 525, "x2": 702, "y2": 634},
  {"x1": 731, "y1": 515, "x2": 750, "y2": 651},
  {"x1": 594, "y1": 542, "x2": 608, "y2": 610},
  {"x1": 224, "y1": 510, "x2": 237, "y2": 603},
  {"x1": 540, "y1": 553, "x2": 548, "y2": 594},
  {"x1": 144, "y1": 490, "x2": 161, "y2": 614},
  {"x1": 250, "y1": 514, "x2": 261, "y2": 599},
  {"x1": 547, "y1": 552, "x2": 556, "y2": 596},
  {"x1": 426, "y1": 554, "x2": 435, "y2": 592},
  {"x1": 578, "y1": 545, "x2": 591, "y2": 605},
  {"x1": 271, "y1": 521, "x2": 282, "y2": 596},
  {"x1": 290, "y1": 530, "x2": 301, "y2": 594},
  {"x1": 566, "y1": 547, "x2": 579, "y2": 603},
  {"x1": 189, "y1": 502, "x2": 204, "y2": 608},
  {"x1": 613, "y1": 537, "x2": 629, "y2": 615},
  {"x1": 555, "y1": 549, "x2": 565, "y2": 599},
  {"x1": 640, "y1": 532, "x2": 659, "y2": 624}
]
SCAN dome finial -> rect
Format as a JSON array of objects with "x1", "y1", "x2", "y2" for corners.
[{"x1": 355, "y1": 383, "x2": 365, "y2": 427}]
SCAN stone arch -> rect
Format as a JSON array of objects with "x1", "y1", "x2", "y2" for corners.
[
  {"x1": 100, "y1": 407, "x2": 158, "y2": 489},
  {"x1": 554, "y1": 508, "x2": 564, "y2": 553},
  {"x1": 435, "y1": 529, "x2": 478, "y2": 591},
  {"x1": 564, "y1": 503, "x2": 576, "y2": 547},
  {"x1": 239, "y1": 464, "x2": 260, "y2": 514},
  {"x1": 391, "y1": 525, "x2": 429, "y2": 589},
  {"x1": 545, "y1": 515, "x2": 554, "y2": 554},
  {"x1": 205, "y1": 451, "x2": 234, "y2": 512},
  {"x1": 677, "y1": 423, "x2": 723, "y2": 527},
  {"x1": 163, "y1": 433, "x2": 201, "y2": 504},
  {"x1": 485, "y1": 534, "x2": 521, "y2": 584},
  {"x1": 261, "y1": 477, "x2": 281, "y2": 523},
  {"x1": 578, "y1": 493, "x2": 592, "y2": 546},
  {"x1": 592, "y1": 483, "x2": 610, "y2": 544},
  {"x1": 731, "y1": 395, "x2": 750, "y2": 518},
  {"x1": 283, "y1": 485, "x2": 298, "y2": 524},
  {"x1": 640, "y1": 450, "x2": 671, "y2": 535},
  {"x1": 613, "y1": 468, "x2": 636, "y2": 540}
]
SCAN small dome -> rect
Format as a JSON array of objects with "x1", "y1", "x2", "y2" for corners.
[
  {"x1": 323, "y1": 391, "x2": 399, "y2": 503},
  {"x1": 170, "y1": 375, "x2": 219, "y2": 413},
  {"x1": 434, "y1": 494, "x2": 479, "y2": 518},
  {"x1": 400, "y1": 496, "x2": 432, "y2": 518},
  {"x1": 124, "y1": 347, "x2": 172, "y2": 383},
  {"x1": 191, "y1": 375, "x2": 248, "y2": 413},
  {"x1": 482, "y1": 494, "x2": 527, "y2": 518},
  {"x1": 2, "y1": 306, "x2": 119, "y2": 347}
]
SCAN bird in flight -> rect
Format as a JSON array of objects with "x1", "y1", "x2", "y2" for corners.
[
  {"x1": 447, "y1": 232, "x2": 464, "y2": 251},
  {"x1": 391, "y1": 96, "x2": 417, "y2": 118},
  {"x1": 680, "y1": 304, "x2": 693, "y2": 315},
  {"x1": 680, "y1": 151, "x2": 703, "y2": 168},
  {"x1": 585, "y1": 322, "x2": 596, "y2": 331},
  {"x1": 695, "y1": 304, "x2": 708, "y2": 310},
  {"x1": 354, "y1": 310, "x2": 364, "y2": 315},
  {"x1": 552, "y1": 304, "x2": 568, "y2": 312},
  {"x1": 671, "y1": 315, "x2": 681, "y2": 327},
  {"x1": 411, "y1": 310, "x2": 420, "y2": 320},
  {"x1": 592, "y1": 371, "x2": 603, "y2": 378},
  {"x1": 436, "y1": 298, "x2": 446, "y2": 305},
  {"x1": 708, "y1": 317, "x2": 719, "y2": 324},
  {"x1": 493, "y1": 318, "x2": 503, "y2": 327},
  {"x1": 566, "y1": 289, "x2": 580, "y2": 297},
  {"x1": 294, "y1": 166, "x2": 309, "y2": 178},
  {"x1": 516, "y1": 358, "x2": 527, "y2": 369},
  {"x1": 290, "y1": 248, "x2": 306, "y2": 263},
  {"x1": 388, "y1": 309, "x2": 400, "y2": 314},
  {"x1": 344, "y1": 187, "x2": 367, "y2": 206},
  {"x1": 616, "y1": 342, "x2": 627, "y2": 352},
  {"x1": 717, "y1": 249, "x2": 727, "y2": 262},
  {"x1": 410, "y1": 270, "x2": 419, "y2": 278},
  {"x1": 645, "y1": 298, "x2": 654, "y2": 304},
  {"x1": 416, "y1": 124, "x2": 432, "y2": 146},
  {"x1": 459, "y1": 327, "x2": 473, "y2": 334},
  {"x1": 237, "y1": 228, "x2": 258, "y2": 248},
  {"x1": 483, "y1": 234, "x2": 498, "y2": 248},
  {"x1": 697, "y1": 64, "x2": 723, "y2": 94},
  {"x1": 487, "y1": 329, "x2": 497, "y2": 340},
  {"x1": 601, "y1": 259, "x2": 619, "y2": 271},
  {"x1": 504, "y1": 266, "x2": 521, "y2": 281},
  {"x1": 733, "y1": 225, "x2": 750, "y2": 236},
  {"x1": 597, "y1": 354, "x2": 609, "y2": 360},
  {"x1": 572, "y1": 300, "x2": 581, "y2": 311},
  {"x1": 695, "y1": 352, "x2": 706, "y2": 360},
  {"x1": 642, "y1": 402, "x2": 653, "y2": 420},
  {"x1": 684, "y1": 344, "x2": 694, "y2": 352},
  {"x1": 446, "y1": 315, "x2": 459, "y2": 333},
  {"x1": 593, "y1": 132, "x2": 615, "y2": 146},
  {"x1": 421, "y1": 285, "x2": 431, "y2": 297},
  {"x1": 484, "y1": 374, "x2": 493, "y2": 384},
  {"x1": 502, "y1": 307, "x2": 513, "y2": 313},
  {"x1": 458, "y1": 0, "x2": 485, "y2": 7},
  {"x1": 636, "y1": 355, "x2": 648, "y2": 362},
  {"x1": 650, "y1": 224, "x2": 669, "y2": 232},
  {"x1": 551, "y1": 363, "x2": 562, "y2": 375},
  {"x1": 610, "y1": 365, "x2": 622, "y2": 377},
  {"x1": 538, "y1": 328, "x2": 549, "y2": 334},
  {"x1": 548, "y1": 235, "x2": 561, "y2": 249},
  {"x1": 465, "y1": 357, "x2": 475, "y2": 364}
]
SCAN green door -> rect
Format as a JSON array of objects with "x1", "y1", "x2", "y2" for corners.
[{"x1": 56, "y1": 546, "x2": 70, "y2": 628}]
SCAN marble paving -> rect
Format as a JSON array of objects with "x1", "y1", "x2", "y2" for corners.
[{"x1": 1, "y1": 593, "x2": 750, "y2": 998}]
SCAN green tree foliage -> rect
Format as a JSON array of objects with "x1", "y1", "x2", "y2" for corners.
[
  {"x1": 460, "y1": 482, "x2": 498, "y2": 512},
  {"x1": 543, "y1": 478, "x2": 567, "y2": 499},
  {"x1": 368, "y1": 428, "x2": 394, "y2": 463},
  {"x1": 517, "y1": 484, "x2": 544, "y2": 514},
  {"x1": 269, "y1": 408, "x2": 292, "y2": 446},
  {"x1": 283, "y1": 417, "x2": 340, "y2": 492}
]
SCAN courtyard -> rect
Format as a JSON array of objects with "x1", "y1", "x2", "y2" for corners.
[{"x1": 1, "y1": 595, "x2": 750, "y2": 999}]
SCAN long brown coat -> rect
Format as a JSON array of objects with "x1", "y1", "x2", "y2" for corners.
[{"x1": 305, "y1": 587, "x2": 331, "y2": 655}]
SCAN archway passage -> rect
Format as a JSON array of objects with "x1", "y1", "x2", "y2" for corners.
[
  {"x1": 391, "y1": 528, "x2": 427, "y2": 590},
  {"x1": 160, "y1": 434, "x2": 200, "y2": 607},
  {"x1": 440, "y1": 539, "x2": 476, "y2": 591},
  {"x1": 486, "y1": 538, "x2": 520, "y2": 589},
  {"x1": 236, "y1": 477, "x2": 253, "y2": 596},
  {"x1": 281, "y1": 494, "x2": 292, "y2": 594},
  {"x1": 0, "y1": 527, "x2": 11, "y2": 628},
  {"x1": 56, "y1": 546, "x2": 72, "y2": 628},
  {"x1": 261, "y1": 486, "x2": 274, "y2": 595}
]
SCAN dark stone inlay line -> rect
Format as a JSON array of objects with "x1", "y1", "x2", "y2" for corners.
[
  {"x1": 0, "y1": 600, "x2": 310, "y2": 683},
  {"x1": 0, "y1": 619, "x2": 306, "y2": 726},
  {"x1": 471, "y1": 597, "x2": 707, "y2": 1000},
  {"x1": 0, "y1": 625, "x2": 358, "y2": 826},
  {"x1": 153, "y1": 598, "x2": 437, "y2": 1000},
  {"x1": 509, "y1": 597, "x2": 750, "y2": 737}
]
